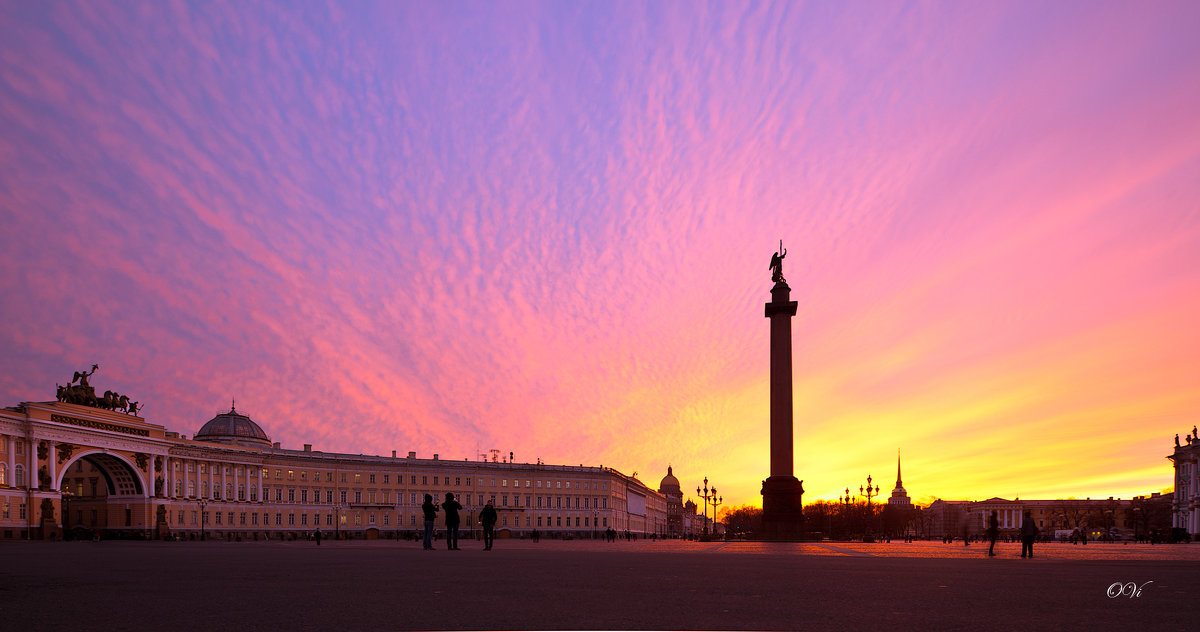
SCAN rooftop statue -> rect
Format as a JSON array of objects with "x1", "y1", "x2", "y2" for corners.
[{"x1": 769, "y1": 240, "x2": 787, "y2": 284}]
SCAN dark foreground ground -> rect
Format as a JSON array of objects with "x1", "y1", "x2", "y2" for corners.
[{"x1": 1, "y1": 539, "x2": 1196, "y2": 631}]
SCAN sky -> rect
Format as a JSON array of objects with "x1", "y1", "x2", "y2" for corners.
[{"x1": 2, "y1": 0, "x2": 1198, "y2": 510}]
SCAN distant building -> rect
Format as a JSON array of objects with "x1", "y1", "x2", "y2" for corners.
[
  {"x1": 1169, "y1": 427, "x2": 1199, "y2": 537},
  {"x1": 887, "y1": 450, "x2": 911, "y2": 507},
  {"x1": 0, "y1": 395, "x2": 668, "y2": 540},
  {"x1": 658, "y1": 465, "x2": 684, "y2": 537}
]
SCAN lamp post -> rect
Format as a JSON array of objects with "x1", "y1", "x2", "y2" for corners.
[
  {"x1": 839, "y1": 488, "x2": 853, "y2": 540},
  {"x1": 697, "y1": 477, "x2": 721, "y2": 537},
  {"x1": 334, "y1": 503, "x2": 341, "y2": 540},
  {"x1": 593, "y1": 510, "x2": 598, "y2": 540},
  {"x1": 199, "y1": 498, "x2": 208, "y2": 541},
  {"x1": 860, "y1": 475, "x2": 879, "y2": 541}
]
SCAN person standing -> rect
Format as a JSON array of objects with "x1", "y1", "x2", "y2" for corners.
[
  {"x1": 315, "y1": 529, "x2": 322, "y2": 546},
  {"x1": 480, "y1": 500, "x2": 498, "y2": 550},
  {"x1": 443, "y1": 492, "x2": 463, "y2": 550},
  {"x1": 1020, "y1": 511, "x2": 1039, "y2": 558},
  {"x1": 421, "y1": 494, "x2": 438, "y2": 550},
  {"x1": 986, "y1": 510, "x2": 1000, "y2": 557}
]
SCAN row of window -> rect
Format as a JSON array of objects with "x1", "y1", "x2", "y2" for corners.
[
  {"x1": 0, "y1": 464, "x2": 21, "y2": 487},
  {"x1": 0, "y1": 499, "x2": 26, "y2": 521},
  {"x1": 170, "y1": 460, "x2": 609, "y2": 494},
  {"x1": 165, "y1": 509, "x2": 612, "y2": 530}
]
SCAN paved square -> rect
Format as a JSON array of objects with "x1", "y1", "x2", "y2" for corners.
[{"x1": 2, "y1": 539, "x2": 1197, "y2": 630}]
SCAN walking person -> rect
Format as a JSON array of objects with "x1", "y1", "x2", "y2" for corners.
[
  {"x1": 1020, "y1": 511, "x2": 1039, "y2": 558},
  {"x1": 443, "y1": 492, "x2": 462, "y2": 550},
  {"x1": 986, "y1": 510, "x2": 1000, "y2": 557},
  {"x1": 421, "y1": 494, "x2": 438, "y2": 550},
  {"x1": 480, "y1": 500, "x2": 498, "y2": 550}
]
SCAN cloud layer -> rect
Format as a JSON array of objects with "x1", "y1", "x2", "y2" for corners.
[{"x1": 2, "y1": 0, "x2": 1198, "y2": 506}]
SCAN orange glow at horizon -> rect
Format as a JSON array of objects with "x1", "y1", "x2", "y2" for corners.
[{"x1": 1, "y1": 1, "x2": 1198, "y2": 510}]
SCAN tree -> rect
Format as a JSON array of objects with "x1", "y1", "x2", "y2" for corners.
[{"x1": 719, "y1": 504, "x2": 762, "y2": 537}]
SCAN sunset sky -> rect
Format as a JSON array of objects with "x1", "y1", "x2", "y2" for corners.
[{"x1": 2, "y1": 1, "x2": 1198, "y2": 509}]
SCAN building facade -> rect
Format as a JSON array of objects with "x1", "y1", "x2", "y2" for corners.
[
  {"x1": 0, "y1": 396, "x2": 668, "y2": 541},
  {"x1": 658, "y1": 466, "x2": 684, "y2": 537},
  {"x1": 1170, "y1": 427, "x2": 1199, "y2": 537}
]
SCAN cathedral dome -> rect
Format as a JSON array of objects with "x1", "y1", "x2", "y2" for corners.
[
  {"x1": 194, "y1": 404, "x2": 272, "y2": 447},
  {"x1": 659, "y1": 466, "x2": 681, "y2": 493}
]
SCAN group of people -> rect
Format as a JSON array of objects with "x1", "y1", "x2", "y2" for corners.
[
  {"x1": 422, "y1": 492, "x2": 499, "y2": 551},
  {"x1": 985, "y1": 510, "x2": 1040, "y2": 558}
]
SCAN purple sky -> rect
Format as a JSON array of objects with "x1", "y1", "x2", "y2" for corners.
[{"x1": 2, "y1": 1, "x2": 1199, "y2": 508}]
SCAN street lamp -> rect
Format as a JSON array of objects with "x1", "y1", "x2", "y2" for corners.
[
  {"x1": 199, "y1": 498, "x2": 208, "y2": 541},
  {"x1": 860, "y1": 475, "x2": 879, "y2": 541},
  {"x1": 334, "y1": 503, "x2": 341, "y2": 540},
  {"x1": 697, "y1": 477, "x2": 721, "y2": 537},
  {"x1": 839, "y1": 487, "x2": 853, "y2": 540}
]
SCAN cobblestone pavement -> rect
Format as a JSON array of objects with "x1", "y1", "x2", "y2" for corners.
[{"x1": 2, "y1": 539, "x2": 1196, "y2": 631}]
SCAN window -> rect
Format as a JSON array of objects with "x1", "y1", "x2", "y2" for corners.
[
  {"x1": 502, "y1": 479, "x2": 508, "y2": 487},
  {"x1": 369, "y1": 474, "x2": 375, "y2": 484},
  {"x1": 384, "y1": 474, "x2": 390, "y2": 484},
  {"x1": 355, "y1": 514, "x2": 362, "y2": 526},
  {"x1": 355, "y1": 491, "x2": 362, "y2": 504},
  {"x1": 226, "y1": 483, "x2": 234, "y2": 499},
  {"x1": 455, "y1": 477, "x2": 461, "y2": 486},
  {"x1": 537, "y1": 497, "x2": 543, "y2": 508},
  {"x1": 411, "y1": 476, "x2": 417, "y2": 484},
  {"x1": 250, "y1": 487, "x2": 258, "y2": 502},
  {"x1": 215, "y1": 512, "x2": 222, "y2": 525},
  {"x1": 288, "y1": 470, "x2": 294, "y2": 480},
  {"x1": 341, "y1": 473, "x2": 347, "y2": 483},
  {"x1": 340, "y1": 491, "x2": 347, "y2": 504},
  {"x1": 384, "y1": 513, "x2": 390, "y2": 525},
  {"x1": 354, "y1": 474, "x2": 361, "y2": 483},
  {"x1": 465, "y1": 478, "x2": 471, "y2": 486},
  {"x1": 537, "y1": 516, "x2": 542, "y2": 526},
  {"x1": 368, "y1": 492, "x2": 376, "y2": 504},
  {"x1": 301, "y1": 471, "x2": 307, "y2": 481},
  {"x1": 252, "y1": 513, "x2": 259, "y2": 525},
  {"x1": 556, "y1": 481, "x2": 561, "y2": 489},
  {"x1": 422, "y1": 476, "x2": 428, "y2": 485},
  {"x1": 288, "y1": 513, "x2": 295, "y2": 525},
  {"x1": 326, "y1": 490, "x2": 333, "y2": 503},
  {"x1": 0, "y1": 464, "x2": 5, "y2": 486},
  {"x1": 502, "y1": 495, "x2": 508, "y2": 507},
  {"x1": 538, "y1": 481, "x2": 543, "y2": 488},
  {"x1": 15, "y1": 465, "x2": 25, "y2": 487},
  {"x1": 275, "y1": 469, "x2": 282, "y2": 479},
  {"x1": 369, "y1": 513, "x2": 376, "y2": 525},
  {"x1": 301, "y1": 513, "x2": 307, "y2": 525},
  {"x1": 276, "y1": 513, "x2": 283, "y2": 525},
  {"x1": 288, "y1": 489, "x2": 295, "y2": 503},
  {"x1": 300, "y1": 489, "x2": 308, "y2": 503}
]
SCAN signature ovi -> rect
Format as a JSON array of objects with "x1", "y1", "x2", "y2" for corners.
[{"x1": 1107, "y1": 581, "x2": 1153, "y2": 598}]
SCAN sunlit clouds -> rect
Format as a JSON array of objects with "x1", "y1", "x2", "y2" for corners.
[{"x1": 2, "y1": 1, "x2": 1199, "y2": 508}]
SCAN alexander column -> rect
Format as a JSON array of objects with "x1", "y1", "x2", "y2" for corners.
[{"x1": 761, "y1": 241, "x2": 805, "y2": 539}]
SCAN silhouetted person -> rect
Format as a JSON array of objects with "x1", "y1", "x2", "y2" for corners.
[
  {"x1": 421, "y1": 494, "x2": 438, "y2": 550},
  {"x1": 315, "y1": 529, "x2": 322, "y2": 546},
  {"x1": 480, "y1": 501, "x2": 498, "y2": 550},
  {"x1": 443, "y1": 492, "x2": 462, "y2": 550},
  {"x1": 986, "y1": 510, "x2": 999, "y2": 556},
  {"x1": 1020, "y1": 511, "x2": 1038, "y2": 558}
]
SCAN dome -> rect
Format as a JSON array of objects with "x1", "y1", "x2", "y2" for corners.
[
  {"x1": 194, "y1": 404, "x2": 272, "y2": 447},
  {"x1": 659, "y1": 466, "x2": 681, "y2": 493}
]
